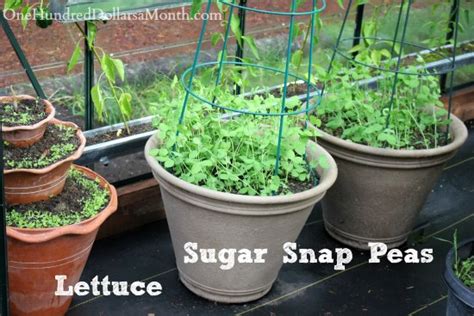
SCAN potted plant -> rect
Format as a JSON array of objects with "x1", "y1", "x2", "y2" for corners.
[
  {"x1": 4, "y1": 118, "x2": 86, "y2": 205},
  {"x1": 6, "y1": 165, "x2": 118, "y2": 316},
  {"x1": 145, "y1": 74, "x2": 338, "y2": 302},
  {"x1": 0, "y1": 95, "x2": 55, "y2": 147},
  {"x1": 444, "y1": 235, "x2": 474, "y2": 315},
  {"x1": 2, "y1": 97, "x2": 118, "y2": 315},
  {"x1": 309, "y1": 59, "x2": 469, "y2": 249}
]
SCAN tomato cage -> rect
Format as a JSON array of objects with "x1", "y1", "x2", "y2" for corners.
[
  {"x1": 322, "y1": 0, "x2": 461, "y2": 140},
  {"x1": 177, "y1": 0, "x2": 327, "y2": 177}
]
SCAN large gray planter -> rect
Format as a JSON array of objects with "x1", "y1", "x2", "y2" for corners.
[
  {"x1": 310, "y1": 115, "x2": 468, "y2": 250},
  {"x1": 145, "y1": 135, "x2": 338, "y2": 303}
]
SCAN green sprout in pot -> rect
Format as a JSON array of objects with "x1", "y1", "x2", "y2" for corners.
[{"x1": 150, "y1": 78, "x2": 328, "y2": 196}]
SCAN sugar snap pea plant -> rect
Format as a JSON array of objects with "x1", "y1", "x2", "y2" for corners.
[
  {"x1": 3, "y1": 0, "x2": 133, "y2": 132},
  {"x1": 150, "y1": 77, "x2": 327, "y2": 196},
  {"x1": 316, "y1": 58, "x2": 451, "y2": 150}
]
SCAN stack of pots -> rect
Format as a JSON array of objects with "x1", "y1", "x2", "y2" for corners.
[{"x1": 1, "y1": 95, "x2": 118, "y2": 316}]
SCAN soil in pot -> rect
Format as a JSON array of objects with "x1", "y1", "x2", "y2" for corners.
[
  {"x1": 1, "y1": 96, "x2": 56, "y2": 148},
  {"x1": 86, "y1": 122, "x2": 153, "y2": 146},
  {"x1": 4, "y1": 123, "x2": 80, "y2": 170},
  {"x1": 0, "y1": 98, "x2": 48, "y2": 127},
  {"x1": 6, "y1": 167, "x2": 110, "y2": 229},
  {"x1": 4, "y1": 119, "x2": 86, "y2": 205},
  {"x1": 7, "y1": 165, "x2": 118, "y2": 316}
]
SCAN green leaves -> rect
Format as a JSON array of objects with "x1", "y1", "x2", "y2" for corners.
[
  {"x1": 291, "y1": 49, "x2": 304, "y2": 69},
  {"x1": 4, "y1": 0, "x2": 23, "y2": 11},
  {"x1": 149, "y1": 80, "x2": 323, "y2": 196},
  {"x1": 317, "y1": 59, "x2": 449, "y2": 150},
  {"x1": 86, "y1": 21, "x2": 97, "y2": 49},
  {"x1": 230, "y1": 14, "x2": 242, "y2": 47},
  {"x1": 20, "y1": 4, "x2": 31, "y2": 29},
  {"x1": 91, "y1": 84, "x2": 104, "y2": 122},
  {"x1": 67, "y1": 43, "x2": 82, "y2": 73},
  {"x1": 190, "y1": 0, "x2": 203, "y2": 18},
  {"x1": 101, "y1": 54, "x2": 126, "y2": 83},
  {"x1": 242, "y1": 36, "x2": 260, "y2": 60},
  {"x1": 119, "y1": 92, "x2": 132, "y2": 120}
]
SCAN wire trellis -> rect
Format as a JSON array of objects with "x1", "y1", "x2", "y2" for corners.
[
  {"x1": 321, "y1": 0, "x2": 460, "y2": 140},
  {"x1": 177, "y1": 0, "x2": 326, "y2": 176}
]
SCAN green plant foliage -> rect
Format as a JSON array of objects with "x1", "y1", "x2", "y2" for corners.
[
  {"x1": 3, "y1": 1, "x2": 132, "y2": 132},
  {"x1": 316, "y1": 58, "x2": 450, "y2": 150},
  {"x1": 435, "y1": 230, "x2": 474, "y2": 290},
  {"x1": 6, "y1": 168, "x2": 109, "y2": 229},
  {"x1": 1, "y1": 105, "x2": 44, "y2": 125},
  {"x1": 451, "y1": 231, "x2": 474, "y2": 290},
  {"x1": 150, "y1": 77, "x2": 325, "y2": 196},
  {"x1": 5, "y1": 124, "x2": 78, "y2": 169}
]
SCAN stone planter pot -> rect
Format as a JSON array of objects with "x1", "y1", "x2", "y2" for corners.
[
  {"x1": 7, "y1": 165, "x2": 118, "y2": 316},
  {"x1": 145, "y1": 135, "x2": 338, "y2": 303},
  {"x1": 310, "y1": 114, "x2": 468, "y2": 250},
  {"x1": 1, "y1": 95, "x2": 56, "y2": 148},
  {"x1": 4, "y1": 119, "x2": 86, "y2": 205},
  {"x1": 444, "y1": 238, "x2": 474, "y2": 316}
]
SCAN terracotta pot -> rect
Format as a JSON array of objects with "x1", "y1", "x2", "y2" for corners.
[
  {"x1": 310, "y1": 114, "x2": 468, "y2": 250},
  {"x1": 7, "y1": 165, "x2": 118, "y2": 316},
  {"x1": 1, "y1": 95, "x2": 56, "y2": 148},
  {"x1": 145, "y1": 135, "x2": 338, "y2": 303},
  {"x1": 4, "y1": 119, "x2": 86, "y2": 205}
]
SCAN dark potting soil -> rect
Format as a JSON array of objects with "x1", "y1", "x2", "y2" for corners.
[
  {"x1": 4, "y1": 124, "x2": 80, "y2": 170},
  {"x1": 0, "y1": 98, "x2": 47, "y2": 127},
  {"x1": 282, "y1": 174, "x2": 319, "y2": 194},
  {"x1": 86, "y1": 122, "x2": 154, "y2": 146},
  {"x1": 6, "y1": 168, "x2": 110, "y2": 229}
]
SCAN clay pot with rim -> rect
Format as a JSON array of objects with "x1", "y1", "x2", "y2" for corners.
[
  {"x1": 145, "y1": 134, "x2": 338, "y2": 303},
  {"x1": 309, "y1": 114, "x2": 468, "y2": 250},
  {"x1": 4, "y1": 119, "x2": 86, "y2": 205},
  {"x1": 7, "y1": 165, "x2": 118, "y2": 316},
  {"x1": 1, "y1": 95, "x2": 56, "y2": 148}
]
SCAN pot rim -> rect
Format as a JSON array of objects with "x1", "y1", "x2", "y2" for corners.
[
  {"x1": 444, "y1": 238, "x2": 474, "y2": 307},
  {"x1": 311, "y1": 113, "x2": 468, "y2": 158},
  {"x1": 1, "y1": 95, "x2": 56, "y2": 132},
  {"x1": 6, "y1": 165, "x2": 118, "y2": 243},
  {"x1": 145, "y1": 135, "x2": 338, "y2": 205},
  {"x1": 4, "y1": 118, "x2": 86, "y2": 174}
]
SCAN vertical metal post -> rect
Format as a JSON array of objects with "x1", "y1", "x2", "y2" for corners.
[
  {"x1": 0, "y1": 10, "x2": 46, "y2": 99},
  {"x1": 234, "y1": 0, "x2": 247, "y2": 95},
  {"x1": 440, "y1": 0, "x2": 460, "y2": 93},
  {"x1": 84, "y1": 22, "x2": 95, "y2": 131},
  {"x1": 0, "y1": 127, "x2": 9, "y2": 315},
  {"x1": 352, "y1": 4, "x2": 365, "y2": 58}
]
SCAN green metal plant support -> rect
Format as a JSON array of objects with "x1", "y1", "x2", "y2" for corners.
[
  {"x1": 324, "y1": 0, "x2": 460, "y2": 139},
  {"x1": 178, "y1": 0, "x2": 326, "y2": 177}
]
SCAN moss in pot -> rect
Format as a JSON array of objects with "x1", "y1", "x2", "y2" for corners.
[
  {"x1": 309, "y1": 59, "x2": 469, "y2": 250},
  {"x1": 146, "y1": 77, "x2": 338, "y2": 303}
]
